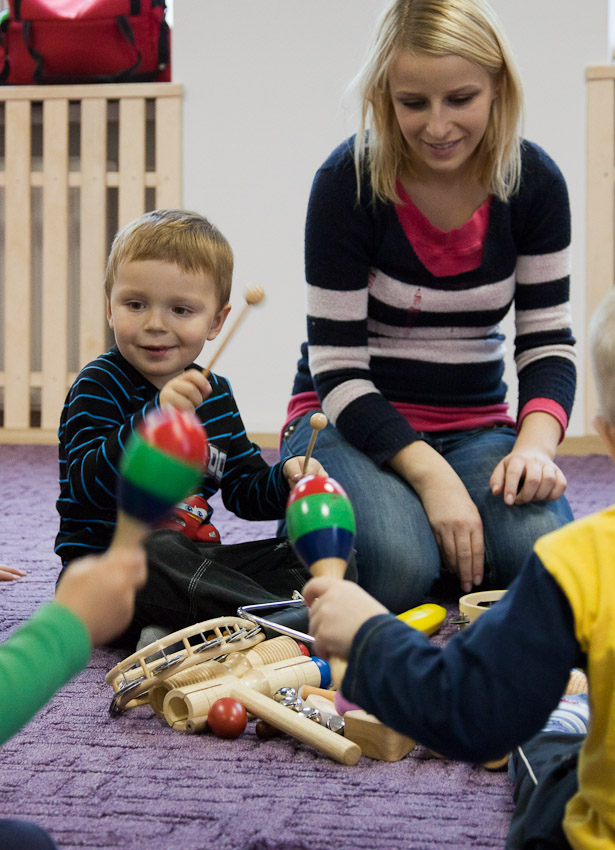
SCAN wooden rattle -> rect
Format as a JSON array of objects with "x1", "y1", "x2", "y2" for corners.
[
  {"x1": 146, "y1": 635, "x2": 304, "y2": 717},
  {"x1": 286, "y1": 475, "x2": 355, "y2": 686},
  {"x1": 113, "y1": 406, "x2": 208, "y2": 549},
  {"x1": 301, "y1": 412, "x2": 328, "y2": 475},
  {"x1": 106, "y1": 616, "x2": 264, "y2": 714},
  {"x1": 162, "y1": 655, "x2": 327, "y2": 732},
  {"x1": 202, "y1": 285, "x2": 265, "y2": 377},
  {"x1": 230, "y1": 682, "x2": 361, "y2": 766}
]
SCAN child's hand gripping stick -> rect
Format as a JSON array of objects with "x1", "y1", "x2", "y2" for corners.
[
  {"x1": 286, "y1": 475, "x2": 356, "y2": 687},
  {"x1": 114, "y1": 407, "x2": 208, "y2": 549}
]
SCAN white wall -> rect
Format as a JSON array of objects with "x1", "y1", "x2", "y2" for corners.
[
  {"x1": 490, "y1": 0, "x2": 611, "y2": 436},
  {"x1": 174, "y1": 0, "x2": 612, "y2": 437}
]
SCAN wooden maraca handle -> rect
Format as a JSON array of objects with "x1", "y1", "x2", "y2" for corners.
[
  {"x1": 110, "y1": 511, "x2": 149, "y2": 551},
  {"x1": 309, "y1": 556, "x2": 346, "y2": 580},
  {"x1": 302, "y1": 412, "x2": 327, "y2": 475},
  {"x1": 230, "y1": 683, "x2": 361, "y2": 765},
  {"x1": 286, "y1": 476, "x2": 356, "y2": 690},
  {"x1": 202, "y1": 285, "x2": 265, "y2": 377},
  {"x1": 309, "y1": 558, "x2": 349, "y2": 687}
]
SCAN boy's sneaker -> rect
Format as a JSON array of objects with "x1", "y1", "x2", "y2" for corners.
[
  {"x1": 565, "y1": 668, "x2": 588, "y2": 695},
  {"x1": 137, "y1": 624, "x2": 172, "y2": 659},
  {"x1": 543, "y1": 693, "x2": 590, "y2": 735}
]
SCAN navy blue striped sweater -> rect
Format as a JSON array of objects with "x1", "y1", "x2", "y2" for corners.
[
  {"x1": 291, "y1": 138, "x2": 576, "y2": 467},
  {"x1": 55, "y1": 346, "x2": 290, "y2": 566}
]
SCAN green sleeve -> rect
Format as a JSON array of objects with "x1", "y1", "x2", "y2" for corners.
[{"x1": 0, "y1": 601, "x2": 91, "y2": 744}]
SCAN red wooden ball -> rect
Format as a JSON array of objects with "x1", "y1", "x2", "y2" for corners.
[
  {"x1": 207, "y1": 698, "x2": 248, "y2": 739},
  {"x1": 296, "y1": 642, "x2": 311, "y2": 657}
]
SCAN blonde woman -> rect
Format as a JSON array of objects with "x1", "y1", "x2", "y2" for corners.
[{"x1": 281, "y1": 0, "x2": 575, "y2": 612}]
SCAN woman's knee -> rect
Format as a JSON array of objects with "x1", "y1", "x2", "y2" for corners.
[
  {"x1": 485, "y1": 497, "x2": 573, "y2": 587},
  {"x1": 355, "y1": 529, "x2": 440, "y2": 613}
]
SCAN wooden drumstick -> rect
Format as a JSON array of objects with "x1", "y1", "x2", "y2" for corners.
[
  {"x1": 113, "y1": 407, "x2": 208, "y2": 549},
  {"x1": 286, "y1": 475, "x2": 356, "y2": 687},
  {"x1": 202, "y1": 285, "x2": 265, "y2": 378},
  {"x1": 301, "y1": 412, "x2": 328, "y2": 475},
  {"x1": 163, "y1": 655, "x2": 325, "y2": 731},
  {"x1": 230, "y1": 682, "x2": 361, "y2": 765}
]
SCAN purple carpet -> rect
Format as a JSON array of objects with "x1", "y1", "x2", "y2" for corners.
[{"x1": 1, "y1": 444, "x2": 613, "y2": 850}]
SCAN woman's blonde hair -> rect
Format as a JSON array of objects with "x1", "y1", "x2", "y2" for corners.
[
  {"x1": 353, "y1": 0, "x2": 524, "y2": 203},
  {"x1": 105, "y1": 209, "x2": 233, "y2": 310}
]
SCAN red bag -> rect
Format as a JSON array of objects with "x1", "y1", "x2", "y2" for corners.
[{"x1": 0, "y1": 0, "x2": 171, "y2": 85}]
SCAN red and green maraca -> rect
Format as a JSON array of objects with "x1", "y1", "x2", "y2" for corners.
[
  {"x1": 286, "y1": 475, "x2": 356, "y2": 686},
  {"x1": 286, "y1": 475, "x2": 356, "y2": 579},
  {"x1": 114, "y1": 406, "x2": 208, "y2": 548}
]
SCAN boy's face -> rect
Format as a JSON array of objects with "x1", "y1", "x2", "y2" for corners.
[{"x1": 107, "y1": 260, "x2": 230, "y2": 388}]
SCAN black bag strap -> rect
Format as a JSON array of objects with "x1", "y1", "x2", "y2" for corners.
[
  {"x1": 0, "y1": 13, "x2": 10, "y2": 83},
  {"x1": 22, "y1": 19, "x2": 45, "y2": 81},
  {"x1": 114, "y1": 15, "x2": 143, "y2": 80},
  {"x1": 157, "y1": 18, "x2": 170, "y2": 70}
]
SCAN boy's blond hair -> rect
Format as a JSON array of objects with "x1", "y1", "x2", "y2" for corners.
[
  {"x1": 353, "y1": 0, "x2": 524, "y2": 204},
  {"x1": 590, "y1": 287, "x2": 615, "y2": 426},
  {"x1": 104, "y1": 209, "x2": 233, "y2": 310}
]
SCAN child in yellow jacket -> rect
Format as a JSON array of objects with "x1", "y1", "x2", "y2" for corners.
[{"x1": 304, "y1": 288, "x2": 615, "y2": 850}]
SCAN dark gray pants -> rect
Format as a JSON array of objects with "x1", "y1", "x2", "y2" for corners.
[
  {"x1": 507, "y1": 732, "x2": 582, "y2": 850},
  {"x1": 0, "y1": 820, "x2": 58, "y2": 849},
  {"x1": 118, "y1": 529, "x2": 357, "y2": 648}
]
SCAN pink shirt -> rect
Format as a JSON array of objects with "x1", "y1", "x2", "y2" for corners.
[{"x1": 394, "y1": 181, "x2": 490, "y2": 277}]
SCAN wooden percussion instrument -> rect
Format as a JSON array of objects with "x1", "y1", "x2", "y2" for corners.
[
  {"x1": 202, "y1": 285, "x2": 265, "y2": 377},
  {"x1": 106, "y1": 616, "x2": 264, "y2": 714},
  {"x1": 113, "y1": 405, "x2": 207, "y2": 549},
  {"x1": 286, "y1": 474, "x2": 356, "y2": 687}
]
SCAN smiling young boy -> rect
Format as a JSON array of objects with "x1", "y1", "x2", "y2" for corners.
[{"x1": 55, "y1": 209, "x2": 343, "y2": 646}]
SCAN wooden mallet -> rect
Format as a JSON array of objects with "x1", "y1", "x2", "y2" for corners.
[
  {"x1": 301, "y1": 412, "x2": 328, "y2": 475},
  {"x1": 113, "y1": 406, "x2": 208, "y2": 549},
  {"x1": 230, "y1": 681, "x2": 361, "y2": 765},
  {"x1": 285, "y1": 475, "x2": 356, "y2": 686},
  {"x1": 202, "y1": 285, "x2": 265, "y2": 378}
]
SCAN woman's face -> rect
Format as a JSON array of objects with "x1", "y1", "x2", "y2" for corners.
[{"x1": 388, "y1": 51, "x2": 497, "y2": 180}]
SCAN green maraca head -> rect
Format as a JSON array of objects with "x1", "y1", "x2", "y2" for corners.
[
  {"x1": 286, "y1": 475, "x2": 355, "y2": 567},
  {"x1": 118, "y1": 407, "x2": 208, "y2": 523}
]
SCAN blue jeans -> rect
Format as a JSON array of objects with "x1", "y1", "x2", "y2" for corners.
[{"x1": 280, "y1": 413, "x2": 573, "y2": 613}]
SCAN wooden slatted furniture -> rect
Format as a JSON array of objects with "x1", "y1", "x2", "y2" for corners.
[
  {"x1": 0, "y1": 82, "x2": 182, "y2": 442},
  {"x1": 585, "y1": 67, "x2": 615, "y2": 437}
]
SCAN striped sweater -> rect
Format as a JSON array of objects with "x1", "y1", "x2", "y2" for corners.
[
  {"x1": 55, "y1": 346, "x2": 290, "y2": 566},
  {"x1": 290, "y1": 137, "x2": 576, "y2": 467}
]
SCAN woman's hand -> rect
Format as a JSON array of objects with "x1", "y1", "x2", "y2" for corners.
[
  {"x1": 389, "y1": 441, "x2": 484, "y2": 593},
  {"x1": 302, "y1": 577, "x2": 388, "y2": 659},
  {"x1": 490, "y1": 411, "x2": 566, "y2": 505},
  {"x1": 490, "y1": 448, "x2": 566, "y2": 505}
]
